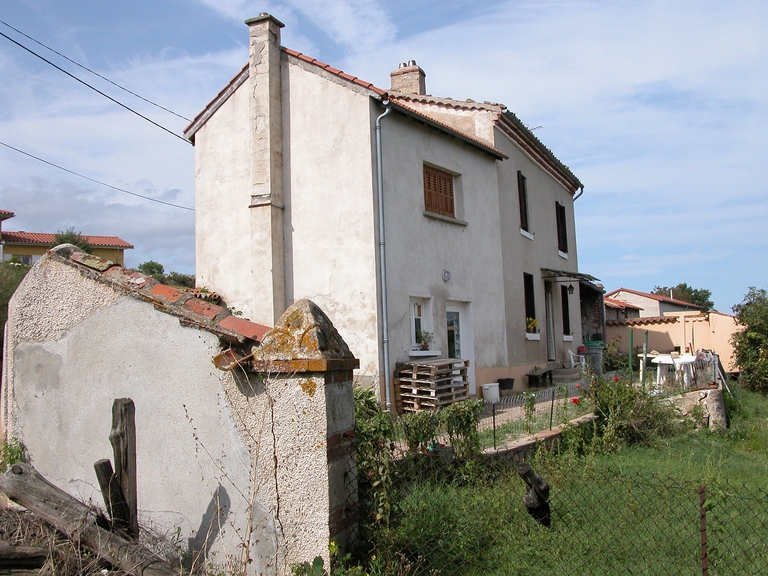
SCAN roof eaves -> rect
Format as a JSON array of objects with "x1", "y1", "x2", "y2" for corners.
[
  {"x1": 282, "y1": 48, "x2": 386, "y2": 96},
  {"x1": 388, "y1": 92, "x2": 503, "y2": 113},
  {"x1": 498, "y1": 109, "x2": 583, "y2": 193},
  {"x1": 184, "y1": 64, "x2": 249, "y2": 142},
  {"x1": 390, "y1": 100, "x2": 507, "y2": 160}
]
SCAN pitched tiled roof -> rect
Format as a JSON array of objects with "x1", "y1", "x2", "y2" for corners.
[
  {"x1": 604, "y1": 297, "x2": 643, "y2": 310},
  {"x1": 48, "y1": 244, "x2": 271, "y2": 346},
  {"x1": 390, "y1": 94, "x2": 583, "y2": 193},
  {"x1": 0, "y1": 209, "x2": 14, "y2": 219},
  {"x1": 389, "y1": 92, "x2": 503, "y2": 113},
  {"x1": 606, "y1": 288, "x2": 703, "y2": 309},
  {"x1": 2, "y1": 231, "x2": 133, "y2": 249},
  {"x1": 390, "y1": 100, "x2": 507, "y2": 159}
]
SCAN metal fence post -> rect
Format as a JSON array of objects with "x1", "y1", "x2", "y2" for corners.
[
  {"x1": 492, "y1": 402, "x2": 497, "y2": 451},
  {"x1": 700, "y1": 485, "x2": 709, "y2": 576},
  {"x1": 549, "y1": 386, "x2": 556, "y2": 430}
]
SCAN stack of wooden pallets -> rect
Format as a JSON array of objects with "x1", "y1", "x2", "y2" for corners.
[{"x1": 394, "y1": 358, "x2": 470, "y2": 413}]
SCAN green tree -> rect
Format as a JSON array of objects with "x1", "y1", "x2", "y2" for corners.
[
  {"x1": 652, "y1": 283, "x2": 714, "y2": 311},
  {"x1": 137, "y1": 260, "x2": 164, "y2": 277},
  {"x1": 731, "y1": 287, "x2": 768, "y2": 393},
  {"x1": 134, "y1": 261, "x2": 194, "y2": 288},
  {"x1": 53, "y1": 227, "x2": 93, "y2": 253}
]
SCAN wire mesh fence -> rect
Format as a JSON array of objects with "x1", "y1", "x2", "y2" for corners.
[
  {"x1": 350, "y1": 454, "x2": 768, "y2": 576},
  {"x1": 348, "y1": 374, "x2": 768, "y2": 576}
]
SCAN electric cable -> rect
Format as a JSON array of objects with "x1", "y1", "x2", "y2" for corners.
[
  {"x1": 0, "y1": 18, "x2": 191, "y2": 121},
  {"x1": 0, "y1": 140, "x2": 194, "y2": 211},
  {"x1": 0, "y1": 30, "x2": 190, "y2": 144}
]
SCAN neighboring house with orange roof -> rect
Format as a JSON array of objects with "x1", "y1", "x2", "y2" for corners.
[
  {"x1": 184, "y1": 14, "x2": 603, "y2": 403},
  {"x1": 606, "y1": 287, "x2": 703, "y2": 317},
  {"x1": 604, "y1": 297, "x2": 642, "y2": 321},
  {"x1": 0, "y1": 210, "x2": 132, "y2": 265},
  {"x1": 605, "y1": 288, "x2": 739, "y2": 372}
]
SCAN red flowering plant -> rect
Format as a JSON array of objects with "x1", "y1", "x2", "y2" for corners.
[{"x1": 571, "y1": 397, "x2": 579, "y2": 405}]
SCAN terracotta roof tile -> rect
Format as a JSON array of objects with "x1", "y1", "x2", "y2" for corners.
[
  {"x1": 0, "y1": 209, "x2": 14, "y2": 219},
  {"x1": 2, "y1": 231, "x2": 133, "y2": 249},
  {"x1": 606, "y1": 316, "x2": 678, "y2": 327},
  {"x1": 604, "y1": 297, "x2": 643, "y2": 310},
  {"x1": 48, "y1": 245, "x2": 271, "y2": 346},
  {"x1": 282, "y1": 48, "x2": 386, "y2": 95},
  {"x1": 390, "y1": 99, "x2": 507, "y2": 159},
  {"x1": 606, "y1": 288, "x2": 703, "y2": 309}
]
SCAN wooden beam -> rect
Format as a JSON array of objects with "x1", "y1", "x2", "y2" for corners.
[
  {"x1": 93, "y1": 458, "x2": 131, "y2": 536},
  {"x1": 109, "y1": 398, "x2": 139, "y2": 538},
  {"x1": 0, "y1": 464, "x2": 175, "y2": 576}
]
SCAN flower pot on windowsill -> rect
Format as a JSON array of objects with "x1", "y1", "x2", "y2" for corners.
[{"x1": 420, "y1": 343, "x2": 430, "y2": 350}]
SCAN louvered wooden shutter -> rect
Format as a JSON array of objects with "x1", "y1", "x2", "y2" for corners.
[{"x1": 423, "y1": 165, "x2": 455, "y2": 218}]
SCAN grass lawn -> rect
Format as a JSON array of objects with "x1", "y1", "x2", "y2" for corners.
[{"x1": 382, "y1": 385, "x2": 768, "y2": 576}]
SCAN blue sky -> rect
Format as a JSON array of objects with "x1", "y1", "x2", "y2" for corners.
[{"x1": 0, "y1": 0, "x2": 766, "y2": 313}]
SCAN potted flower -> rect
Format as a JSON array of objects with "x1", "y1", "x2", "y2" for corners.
[
  {"x1": 525, "y1": 317, "x2": 538, "y2": 334},
  {"x1": 417, "y1": 330, "x2": 434, "y2": 350}
]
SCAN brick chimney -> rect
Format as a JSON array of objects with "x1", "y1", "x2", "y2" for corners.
[{"x1": 390, "y1": 60, "x2": 426, "y2": 95}]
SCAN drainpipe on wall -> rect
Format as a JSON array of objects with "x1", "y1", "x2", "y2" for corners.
[
  {"x1": 573, "y1": 185, "x2": 584, "y2": 201},
  {"x1": 375, "y1": 98, "x2": 393, "y2": 411}
]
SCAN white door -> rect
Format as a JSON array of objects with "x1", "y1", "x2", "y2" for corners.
[{"x1": 446, "y1": 302, "x2": 475, "y2": 396}]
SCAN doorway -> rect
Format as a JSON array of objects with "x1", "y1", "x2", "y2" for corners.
[{"x1": 446, "y1": 301, "x2": 475, "y2": 396}]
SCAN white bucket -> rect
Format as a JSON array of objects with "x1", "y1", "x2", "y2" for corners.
[{"x1": 481, "y1": 383, "x2": 500, "y2": 403}]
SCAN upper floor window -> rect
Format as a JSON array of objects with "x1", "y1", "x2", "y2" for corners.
[
  {"x1": 424, "y1": 165, "x2": 455, "y2": 219},
  {"x1": 517, "y1": 171, "x2": 529, "y2": 232},
  {"x1": 556, "y1": 201, "x2": 568, "y2": 254}
]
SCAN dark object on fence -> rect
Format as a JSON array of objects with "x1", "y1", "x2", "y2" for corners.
[
  {"x1": 0, "y1": 540, "x2": 47, "y2": 570},
  {"x1": 517, "y1": 462, "x2": 551, "y2": 527},
  {"x1": 0, "y1": 463, "x2": 175, "y2": 576}
]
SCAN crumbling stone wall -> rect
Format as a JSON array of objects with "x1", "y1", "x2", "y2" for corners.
[{"x1": 1, "y1": 246, "x2": 358, "y2": 575}]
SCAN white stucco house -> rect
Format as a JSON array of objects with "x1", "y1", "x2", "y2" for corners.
[{"x1": 184, "y1": 13, "x2": 604, "y2": 405}]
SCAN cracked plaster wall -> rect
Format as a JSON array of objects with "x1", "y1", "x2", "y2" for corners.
[{"x1": 1, "y1": 254, "x2": 350, "y2": 575}]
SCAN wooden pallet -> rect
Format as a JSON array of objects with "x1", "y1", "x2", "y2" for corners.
[{"x1": 395, "y1": 359, "x2": 470, "y2": 412}]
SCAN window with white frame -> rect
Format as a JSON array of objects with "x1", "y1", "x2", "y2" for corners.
[{"x1": 410, "y1": 297, "x2": 432, "y2": 349}]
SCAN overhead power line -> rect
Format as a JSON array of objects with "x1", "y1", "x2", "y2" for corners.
[
  {"x1": 0, "y1": 30, "x2": 190, "y2": 144},
  {"x1": 0, "y1": 19, "x2": 191, "y2": 122},
  {"x1": 0, "y1": 140, "x2": 194, "y2": 211}
]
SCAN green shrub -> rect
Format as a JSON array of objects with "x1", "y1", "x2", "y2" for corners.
[
  {"x1": 401, "y1": 411, "x2": 439, "y2": 453},
  {"x1": 588, "y1": 376, "x2": 680, "y2": 451},
  {"x1": 438, "y1": 400, "x2": 483, "y2": 460},
  {"x1": 354, "y1": 386, "x2": 395, "y2": 529},
  {"x1": 731, "y1": 287, "x2": 768, "y2": 393},
  {"x1": 0, "y1": 438, "x2": 28, "y2": 472}
]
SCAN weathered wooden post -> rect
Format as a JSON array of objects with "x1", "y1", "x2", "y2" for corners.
[{"x1": 109, "y1": 398, "x2": 138, "y2": 539}]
